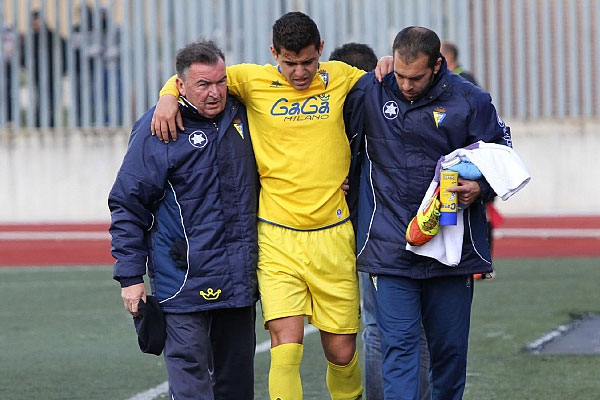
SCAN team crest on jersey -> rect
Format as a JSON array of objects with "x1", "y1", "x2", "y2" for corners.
[
  {"x1": 189, "y1": 130, "x2": 208, "y2": 148},
  {"x1": 317, "y1": 69, "x2": 329, "y2": 89},
  {"x1": 270, "y1": 80, "x2": 283, "y2": 88},
  {"x1": 199, "y1": 287, "x2": 221, "y2": 300},
  {"x1": 233, "y1": 118, "x2": 244, "y2": 138},
  {"x1": 433, "y1": 107, "x2": 447, "y2": 128},
  {"x1": 382, "y1": 100, "x2": 399, "y2": 119}
]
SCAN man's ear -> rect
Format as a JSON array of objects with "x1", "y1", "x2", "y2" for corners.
[
  {"x1": 318, "y1": 40, "x2": 324, "y2": 56},
  {"x1": 433, "y1": 56, "x2": 442, "y2": 75},
  {"x1": 270, "y1": 45, "x2": 279, "y2": 62},
  {"x1": 176, "y1": 77, "x2": 186, "y2": 96}
]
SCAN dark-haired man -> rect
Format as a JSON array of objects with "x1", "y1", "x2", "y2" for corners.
[
  {"x1": 152, "y1": 12, "x2": 364, "y2": 400},
  {"x1": 109, "y1": 41, "x2": 258, "y2": 400},
  {"x1": 329, "y1": 42, "x2": 378, "y2": 74},
  {"x1": 346, "y1": 27, "x2": 511, "y2": 399}
]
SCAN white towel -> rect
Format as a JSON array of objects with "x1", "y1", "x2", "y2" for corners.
[{"x1": 406, "y1": 142, "x2": 531, "y2": 266}]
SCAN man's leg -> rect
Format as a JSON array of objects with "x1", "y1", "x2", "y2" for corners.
[
  {"x1": 361, "y1": 273, "x2": 431, "y2": 400},
  {"x1": 374, "y1": 275, "x2": 422, "y2": 400},
  {"x1": 209, "y1": 306, "x2": 256, "y2": 400},
  {"x1": 306, "y1": 221, "x2": 362, "y2": 400},
  {"x1": 418, "y1": 324, "x2": 431, "y2": 400},
  {"x1": 360, "y1": 272, "x2": 384, "y2": 400},
  {"x1": 321, "y1": 331, "x2": 363, "y2": 400},
  {"x1": 422, "y1": 275, "x2": 474, "y2": 400},
  {"x1": 267, "y1": 315, "x2": 305, "y2": 400},
  {"x1": 163, "y1": 312, "x2": 214, "y2": 400}
]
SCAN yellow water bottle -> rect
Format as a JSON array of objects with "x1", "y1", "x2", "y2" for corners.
[{"x1": 439, "y1": 170, "x2": 458, "y2": 225}]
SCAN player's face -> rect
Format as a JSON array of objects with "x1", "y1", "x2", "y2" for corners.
[
  {"x1": 393, "y1": 52, "x2": 442, "y2": 102},
  {"x1": 271, "y1": 41, "x2": 324, "y2": 91},
  {"x1": 177, "y1": 59, "x2": 227, "y2": 119}
]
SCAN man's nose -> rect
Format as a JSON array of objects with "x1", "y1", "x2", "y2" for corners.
[
  {"x1": 207, "y1": 83, "x2": 219, "y2": 96},
  {"x1": 401, "y1": 79, "x2": 412, "y2": 91}
]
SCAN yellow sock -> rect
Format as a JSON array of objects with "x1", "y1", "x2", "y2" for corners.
[
  {"x1": 326, "y1": 350, "x2": 363, "y2": 400},
  {"x1": 269, "y1": 343, "x2": 304, "y2": 400}
]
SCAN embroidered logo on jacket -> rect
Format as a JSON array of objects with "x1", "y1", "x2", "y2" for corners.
[
  {"x1": 382, "y1": 100, "x2": 399, "y2": 119},
  {"x1": 433, "y1": 107, "x2": 447, "y2": 128},
  {"x1": 189, "y1": 131, "x2": 208, "y2": 148},
  {"x1": 199, "y1": 288, "x2": 222, "y2": 300},
  {"x1": 233, "y1": 118, "x2": 244, "y2": 139}
]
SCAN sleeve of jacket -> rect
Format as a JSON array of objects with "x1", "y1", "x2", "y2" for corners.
[
  {"x1": 466, "y1": 89, "x2": 513, "y2": 203},
  {"x1": 343, "y1": 74, "x2": 369, "y2": 226},
  {"x1": 108, "y1": 112, "x2": 170, "y2": 283}
]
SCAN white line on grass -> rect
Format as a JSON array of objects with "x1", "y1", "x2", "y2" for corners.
[
  {"x1": 525, "y1": 324, "x2": 571, "y2": 354},
  {"x1": 126, "y1": 324, "x2": 319, "y2": 400}
]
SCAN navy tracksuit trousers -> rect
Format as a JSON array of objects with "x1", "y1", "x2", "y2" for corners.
[
  {"x1": 374, "y1": 274, "x2": 474, "y2": 400},
  {"x1": 163, "y1": 306, "x2": 256, "y2": 400}
]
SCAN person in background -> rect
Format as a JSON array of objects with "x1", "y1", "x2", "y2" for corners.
[
  {"x1": 21, "y1": 10, "x2": 66, "y2": 127},
  {"x1": 2, "y1": 25, "x2": 17, "y2": 123},
  {"x1": 109, "y1": 41, "x2": 259, "y2": 400},
  {"x1": 330, "y1": 42, "x2": 432, "y2": 400},
  {"x1": 440, "y1": 41, "x2": 478, "y2": 86}
]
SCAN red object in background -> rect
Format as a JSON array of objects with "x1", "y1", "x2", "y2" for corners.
[
  {"x1": 1, "y1": 217, "x2": 599, "y2": 267},
  {"x1": 492, "y1": 216, "x2": 600, "y2": 258},
  {"x1": 487, "y1": 203, "x2": 504, "y2": 228},
  {"x1": 0, "y1": 223, "x2": 113, "y2": 267}
]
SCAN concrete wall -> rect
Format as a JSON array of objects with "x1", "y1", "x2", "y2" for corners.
[
  {"x1": 497, "y1": 118, "x2": 599, "y2": 216},
  {"x1": 1, "y1": 118, "x2": 598, "y2": 223}
]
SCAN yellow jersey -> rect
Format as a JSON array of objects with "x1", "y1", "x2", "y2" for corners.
[{"x1": 161, "y1": 61, "x2": 365, "y2": 230}]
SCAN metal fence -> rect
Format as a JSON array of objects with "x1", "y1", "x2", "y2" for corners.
[{"x1": 1, "y1": 0, "x2": 599, "y2": 130}]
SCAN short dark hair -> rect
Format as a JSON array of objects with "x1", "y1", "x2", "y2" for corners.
[
  {"x1": 272, "y1": 12, "x2": 321, "y2": 54},
  {"x1": 329, "y1": 43, "x2": 378, "y2": 71},
  {"x1": 175, "y1": 40, "x2": 225, "y2": 80},
  {"x1": 392, "y1": 26, "x2": 441, "y2": 68}
]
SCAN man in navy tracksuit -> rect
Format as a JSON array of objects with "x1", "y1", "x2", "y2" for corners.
[
  {"x1": 345, "y1": 27, "x2": 512, "y2": 399},
  {"x1": 109, "y1": 41, "x2": 259, "y2": 399}
]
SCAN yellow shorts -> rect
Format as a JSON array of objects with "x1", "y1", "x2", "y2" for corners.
[{"x1": 257, "y1": 220, "x2": 360, "y2": 334}]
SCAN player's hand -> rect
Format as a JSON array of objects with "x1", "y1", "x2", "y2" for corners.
[
  {"x1": 121, "y1": 283, "x2": 147, "y2": 317},
  {"x1": 446, "y1": 178, "x2": 482, "y2": 207},
  {"x1": 151, "y1": 94, "x2": 183, "y2": 143},
  {"x1": 374, "y1": 56, "x2": 393, "y2": 82},
  {"x1": 341, "y1": 178, "x2": 349, "y2": 195}
]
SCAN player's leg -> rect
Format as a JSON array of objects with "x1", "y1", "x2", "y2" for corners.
[
  {"x1": 320, "y1": 331, "x2": 362, "y2": 400},
  {"x1": 163, "y1": 312, "x2": 214, "y2": 400},
  {"x1": 267, "y1": 316, "x2": 305, "y2": 400},
  {"x1": 306, "y1": 221, "x2": 362, "y2": 399},
  {"x1": 209, "y1": 306, "x2": 256, "y2": 400},
  {"x1": 421, "y1": 275, "x2": 474, "y2": 400},
  {"x1": 257, "y1": 221, "x2": 311, "y2": 400}
]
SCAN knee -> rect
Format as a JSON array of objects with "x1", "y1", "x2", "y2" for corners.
[
  {"x1": 267, "y1": 317, "x2": 304, "y2": 347},
  {"x1": 324, "y1": 340, "x2": 357, "y2": 365}
]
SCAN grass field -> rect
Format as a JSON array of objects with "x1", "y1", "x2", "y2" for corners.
[{"x1": 1, "y1": 258, "x2": 599, "y2": 399}]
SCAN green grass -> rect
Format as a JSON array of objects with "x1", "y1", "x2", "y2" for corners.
[
  {"x1": 1, "y1": 259, "x2": 599, "y2": 399},
  {"x1": 464, "y1": 258, "x2": 600, "y2": 400}
]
